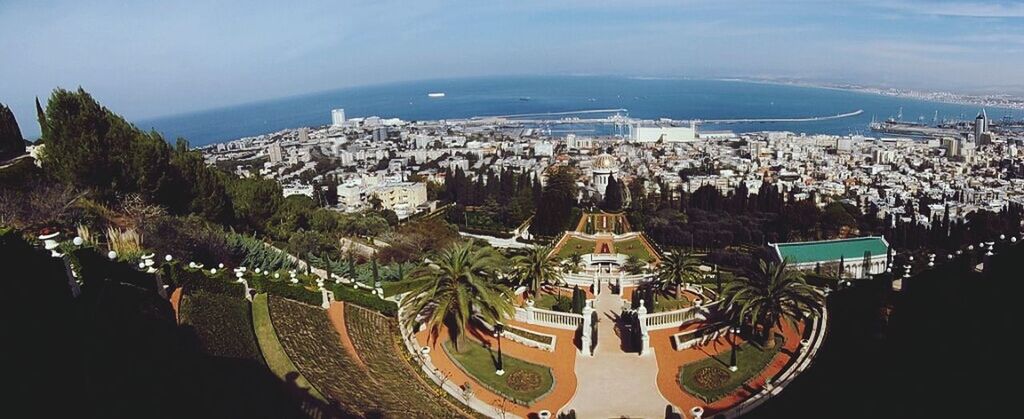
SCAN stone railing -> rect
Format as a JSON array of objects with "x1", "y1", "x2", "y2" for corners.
[
  {"x1": 515, "y1": 304, "x2": 584, "y2": 330},
  {"x1": 643, "y1": 306, "x2": 704, "y2": 331},
  {"x1": 671, "y1": 323, "x2": 728, "y2": 350}
]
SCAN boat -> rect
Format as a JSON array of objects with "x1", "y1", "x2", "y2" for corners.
[
  {"x1": 427, "y1": 92, "x2": 445, "y2": 98},
  {"x1": 519, "y1": 97, "x2": 531, "y2": 101}
]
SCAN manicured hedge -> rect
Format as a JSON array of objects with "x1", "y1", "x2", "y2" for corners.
[
  {"x1": 331, "y1": 284, "x2": 397, "y2": 316},
  {"x1": 263, "y1": 280, "x2": 322, "y2": 306}
]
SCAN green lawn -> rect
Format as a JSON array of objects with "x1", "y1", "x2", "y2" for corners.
[
  {"x1": 443, "y1": 340, "x2": 554, "y2": 405},
  {"x1": 251, "y1": 294, "x2": 325, "y2": 401},
  {"x1": 654, "y1": 293, "x2": 691, "y2": 312},
  {"x1": 679, "y1": 334, "x2": 784, "y2": 403},
  {"x1": 532, "y1": 292, "x2": 570, "y2": 312},
  {"x1": 555, "y1": 236, "x2": 595, "y2": 259},
  {"x1": 615, "y1": 237, "x2": 655, "y2": 262}
]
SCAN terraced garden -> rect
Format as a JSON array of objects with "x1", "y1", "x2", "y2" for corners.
[
  {"x1": 178, "y1": 291, "x2": 263, "y2": 362},
  {"x1": 344, "y1": 304, "x2": 473, "y2": 418},
  {"x1": 268, "y1": 296, "x2": 460, "y2": 418}
]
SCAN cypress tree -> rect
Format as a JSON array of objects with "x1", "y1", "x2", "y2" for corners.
[
  {"x1": 0, "y1": 102, "x2": 26, "y2": 160},
  {"x1": 602, "y1": 175, "x2": 623, "y2": 212},
  {"x1": 35, "y1": 97, "x2": 48, "y2": 142}
]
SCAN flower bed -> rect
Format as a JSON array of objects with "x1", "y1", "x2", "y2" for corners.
[
  {"x1": 678, "y1": 334, "x2": 784, "y2": 403},
  {"x1": 267, "y1": 296, "x2": 455, "y2": 417}
]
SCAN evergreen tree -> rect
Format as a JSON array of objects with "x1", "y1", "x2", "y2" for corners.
[
  {"x1": 35, "y1": 97, "x2": 48, "y2": 142},
  {"x1": 0, "y1": 102, "x2": 26, "y2": 160},
  {"x1": 602, "y1": 175, "x2": 623, "y2": 212}
]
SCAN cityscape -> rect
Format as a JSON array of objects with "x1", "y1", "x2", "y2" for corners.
[{"x1": 2, "y1": 2, "x2": 1021, "y2": 419}]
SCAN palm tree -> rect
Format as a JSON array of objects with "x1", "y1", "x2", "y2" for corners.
[
  {"x1": 513, "y1": 245, "x2": 563, "y2": 297},
  {"x1": 399, "y1": 240, "x2": 514, "y2": 351},
  {"x1": 623, "y1": 255, "x2": 646, "y2": 275},
  {"x1": 722, "y1": 258, "x2": 823, "y2": 343},
  {"x1": 564, "y1": 252, "x2": 583, "y2": 274},
  {"x1": 657, "y1": 250, "x2": 701, "y2": 299}
]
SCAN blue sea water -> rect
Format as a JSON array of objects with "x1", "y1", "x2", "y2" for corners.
[{"x1": 137, "y1": 76, "x2": 1023, "y2": 146}]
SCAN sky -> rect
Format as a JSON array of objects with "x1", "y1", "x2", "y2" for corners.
[{"x1": 3, "y1": 0, "x2": 1024, "y2": 137}]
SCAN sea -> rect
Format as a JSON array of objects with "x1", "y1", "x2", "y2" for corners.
[{"x1": 137, "y1": 76, "x2": 1024, "y2": 147}]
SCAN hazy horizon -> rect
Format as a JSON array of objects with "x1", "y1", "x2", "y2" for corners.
[{"x1": 4, "y1": 0, "x2": 1024, "y2": 137}]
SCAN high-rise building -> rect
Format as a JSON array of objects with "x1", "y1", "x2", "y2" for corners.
[
  {"x1": 974, "y1": 109, "x2": 988, "y2": 142},
  {"x1": 298, "y1": 127, "x2": 309, "y2": 142},
  {"x1": 268, "y1": 142, "x2": 283, "y2": 164},
  {"x1": 331, "y1": 109, "x2": 346, "y2": 127}
]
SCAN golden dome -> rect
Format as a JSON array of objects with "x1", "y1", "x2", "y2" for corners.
[{"x1": 593, "y1": 153, "x2": 617, "y2": 170}]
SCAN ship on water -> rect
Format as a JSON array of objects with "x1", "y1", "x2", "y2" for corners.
[{"x1": 427, "y1": 92, "x2": 445, "y2": 98}]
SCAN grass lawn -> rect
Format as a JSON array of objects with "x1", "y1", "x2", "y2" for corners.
[
  {"x1": 251, "y1": 293, "x2": 325, "y2": 401},
  {"x1": 654, "y1": 293, "x2": 691, "y2": 312},
  {"x1": 615, "y1": 237, "x2": 655, "y2": 262},
  {"x1": 679, "y1": 334, "x2": 784, "y2": 403},
  {"x1": 555, "y1": 236, "x2": 595, "y2": 259},
  {"x1": 443, "y1": 339, "x2": 554, "y2": 405},
  {"x1": 532, "y1": 292, "x2": 571, "y2": 312}
]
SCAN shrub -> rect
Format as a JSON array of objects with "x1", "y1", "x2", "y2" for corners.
[
  {"x1": 263, "y1": 280, "x2": 321, "y2": 306},
  {"x1": 332, "y1": 284, "x2": 397, "y2": 316}
]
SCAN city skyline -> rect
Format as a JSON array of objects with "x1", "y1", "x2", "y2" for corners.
[{"x1": 3, "y1": 0, "x2": 1024, "y2": 137}]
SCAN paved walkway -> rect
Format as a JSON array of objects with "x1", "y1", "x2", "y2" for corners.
[{"x1": 566, "y1": 283, "x2": 672, "y2": 418}]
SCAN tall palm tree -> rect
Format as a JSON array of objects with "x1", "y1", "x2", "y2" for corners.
[
  {"x1": 399, "y1": 240, "x2": 514, "y2": 351},
  {"x1": 722, "y1": 258, "x2": 823, "y2": 343},
  {"x1": 513, "y1": 245, "x2": 563, "y2": 297},
  {"x1": 657, "y1": 250, "x2": 701, "y2": 299}
]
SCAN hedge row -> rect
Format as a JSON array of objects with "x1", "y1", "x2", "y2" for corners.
[
  {"x1": 331, "y1": 284, "x2": 397, "y2": 317},
  {"x1": 263, "y1": 280, "x2": 322, "y2": 306}
]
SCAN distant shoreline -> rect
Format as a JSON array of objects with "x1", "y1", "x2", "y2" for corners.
[{"x1": 718, "y1": 77, "x2": 1024, "y2": 112}]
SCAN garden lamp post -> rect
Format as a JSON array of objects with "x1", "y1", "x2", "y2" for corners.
[
  {"x1": 494, "y1": 324, "x2": 505, "y2": 376},
  {"x1": 729, "y1": 325, "x2": 740, "y2": 372}
]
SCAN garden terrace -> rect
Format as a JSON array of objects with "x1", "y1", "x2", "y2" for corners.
[
  {"x1": 615, "y1": 236, "x2": 658, "y2": 262},
  {"x1": 678, "y1": 334, "x2": 784, "y2": 403},
  {"x1": 442, "y1": 340, "x2": 555, "y2": 405},
  {"x1": 554, "y1": 236, "x2": 596, "y2": 259},
  {"x1": 268, "y1": 296, "x2": 457, "y2": 417},
  {"x1": 178, "y1": 291, "x2": 263, "y2": 363},
  {"x1": 342, "y1": 304, "x2": 468, "y2": 418},
  {"x1": 251, "y1": 294, "x2": 324, "y2": 401}
]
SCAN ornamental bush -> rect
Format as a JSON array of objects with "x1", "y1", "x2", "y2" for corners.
[{"x1": 331, "y1": 284, "x2": 397, "y2": 316}]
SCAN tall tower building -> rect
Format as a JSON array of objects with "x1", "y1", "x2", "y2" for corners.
[
  {"x1": 268, "y1": 142, "x2": 283, "y2": 164},
  {"x1": 974, "y1": 109, "x2": 988, "y2": 142},
  {"x1": 331, "y1": 109, "x2": 346, "y2": 127}
]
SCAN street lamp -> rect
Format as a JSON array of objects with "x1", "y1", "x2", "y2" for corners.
[{"x1": 494, "y1": 324, "x2": 505, "y2": 376}]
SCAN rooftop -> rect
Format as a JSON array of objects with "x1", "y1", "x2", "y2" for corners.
[{"x1": 774, "y1": 236, "x2": 888, "y2": 264}]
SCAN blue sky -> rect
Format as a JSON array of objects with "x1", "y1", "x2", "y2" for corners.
[{"x1": 2, "y1": 0, "x2": 1024, "y2": 137}]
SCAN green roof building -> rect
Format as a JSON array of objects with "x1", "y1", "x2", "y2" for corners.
[{"x1": 772, "y1": 236, "x2": 890, "y2": 278}]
